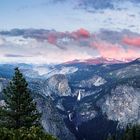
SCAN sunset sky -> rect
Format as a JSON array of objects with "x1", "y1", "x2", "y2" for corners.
[{"x1": 0, "y1": 0, "x2": 140, "y2": 64}]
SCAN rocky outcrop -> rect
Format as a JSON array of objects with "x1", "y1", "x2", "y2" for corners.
[
  {"x1": 109, "y1": 64, "x2": 140, "y2": 79},
  {"x1": 29, "y1": 74, "x2": 72, "y2": 98},
  {"x1": 30, "y1": 74, "x2": 72, "y2": 98},
  {"x1": 47, "y1": 74, "x2": 71, "y2": 97},
  {"x1": 79, "y1": 75, "x2": 106, "y2": 88},
  {"x1": 78, "y1": 102, "x2": 98, "y2": 122},
  {"x1": 35, "y1": 96, "x2": 76, "y2": 140},
  {"x1": 100, "y1": 85, "x2": 140, "y2": 127}
]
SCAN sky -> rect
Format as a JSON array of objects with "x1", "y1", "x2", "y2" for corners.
[{"x1": 0, "y1": 0, "x2": 140, "y2": 64}]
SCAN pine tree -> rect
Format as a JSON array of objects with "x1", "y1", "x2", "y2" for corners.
[
  {"x1": 120, "y1": 125, "x2": 140, "y2": 140},
  {"x1": 136, "y1": 125, "x2": 140, "y2": 140},
  {"x1": 0, "y1": 68, "x2": 40, "y2": 129},
  {"x1": 107, "y1": 134, "x2": 116, "y2": 140}
]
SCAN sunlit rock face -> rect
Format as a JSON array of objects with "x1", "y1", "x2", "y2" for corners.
[
  {"x1": 100, "y1": 85, "x2": 140, "y2": 127},
  {"x1": 29, "y1": 74, "x2": 72, "y2": 98},
  {"x1": 47, "y1": 74, "x2": 72, "y2": 97}
]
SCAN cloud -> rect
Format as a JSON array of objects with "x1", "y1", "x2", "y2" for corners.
[
  {"x1": 51, "y1": 0, "x2": 114, "y2": 9},
  {"x1": 72, "y1": 28, "x2": 90, "y2": 38},
  {"x1": 0, "y1": 37, "x2": 6, "y2": 45},
  {"x1": 0, "y1": 35, "x2": 95, "y2": 64},
  {"x1": 51, "y1": 0, "x2": 66, "y2": 3},
  {"x1": 78, "y1": 0, "x2": 114, "y2": 10},
  {"x1": 51, "y1": 0, "x2": 140, "y2": 11},
  {"x1": 4, "y1": 54, "x2": 27, "y2": 58},
  {"x1": 0, "y1": 29, "x2": 140, "y2": 64},
  {"x1": 122, "y1": 36, "x2": 140, "y2": 47},
  {"x1": 97, "y1": 30, "x2": 125, "y2": 43},
  {"x1": 47, "y1": 33, "x2": 57, "y2": 44},
  {"x1": 91, "y1": 40, "x2": 140, "y2": 60}
]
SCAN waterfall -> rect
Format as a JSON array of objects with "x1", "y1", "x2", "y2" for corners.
[{"x1": 77, "y1": 90, "x2": 81, "y2": 101}]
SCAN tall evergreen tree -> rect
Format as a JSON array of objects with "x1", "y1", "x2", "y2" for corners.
[
  {"x1": 107, "y1": 134, "x2": 116, "y2": 140},
  {"x1": 121, "y1": 125, "x2": 140, "y2": 140},
  {"x1": 0, "y1": 68, "x2": 40, "y2": 129}
]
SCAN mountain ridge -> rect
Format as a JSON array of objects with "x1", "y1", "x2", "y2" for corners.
[{"x1": 0, "y1": 58, "x2": 140, "y2": 140}]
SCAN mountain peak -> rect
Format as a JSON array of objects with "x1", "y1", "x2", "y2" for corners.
[{"x1": 64, "y1": 57, "x2": 134, "y2": 65}]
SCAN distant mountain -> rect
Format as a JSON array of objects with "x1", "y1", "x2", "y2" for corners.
[
  {"x1": 64, "y1": 57, "x2": 134, "y2": 65},
  {"x1": 0, "y1": 58, "x2": 140, "y2": 140}
]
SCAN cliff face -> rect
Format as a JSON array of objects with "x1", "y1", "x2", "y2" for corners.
[
  {"x1": 29, "y1": 74, "x2": 72, "y2": 98},
  {"x1": 35, "y1": 96, "x2": 76, "y2": 140},
  {"x1": 100, "y1": 85, "x2": 140, "y2": 127},
  {"x1": 47, "y1": 74, "x2": 72, "y2": 97}
]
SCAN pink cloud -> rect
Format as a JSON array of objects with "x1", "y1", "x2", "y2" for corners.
[
  {"x1": 47, "y1": 33, "x2": 57, "y2": 44},
  {"x1": 72, "y1": 28, "x2": 90, "y2": 39},
  {"x1": 122, "y1": 36, "x2": 140, "y2": 47},
  {"x1": 91, "y1": 41, "x2": 140, "y2": 60}
]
